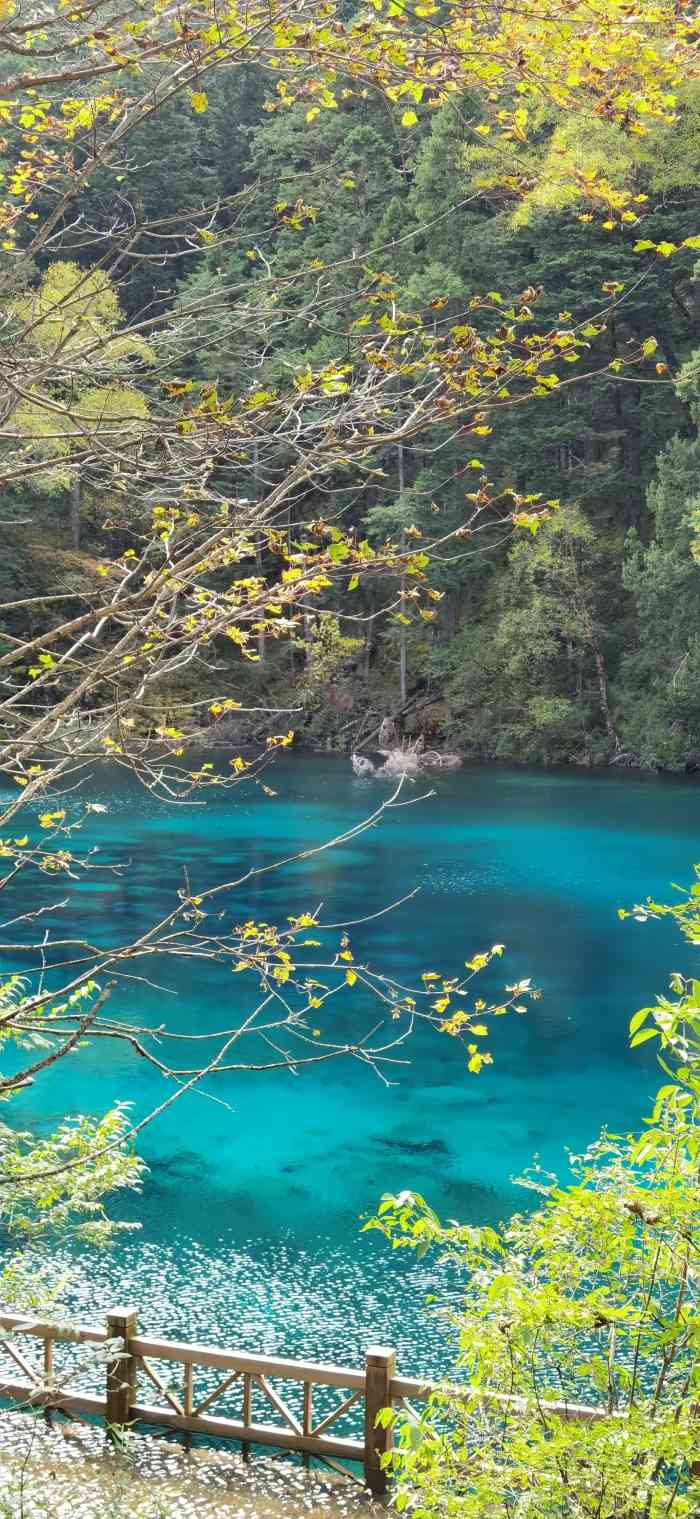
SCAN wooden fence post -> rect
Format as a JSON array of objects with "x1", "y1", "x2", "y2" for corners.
[
  {"x1": 364, "y1": 1345, "x2": 396, "y2": 1496},
  {"x1": 106, "y1": 1307, "x2": 137, "y2": 1436}
]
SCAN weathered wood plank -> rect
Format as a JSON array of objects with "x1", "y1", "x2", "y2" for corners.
[
  {"x1": 311, "y1": 1388, "x2": 362, "y2": 1439},
  {"x1": 0, "y1": 1378, "x2": 106, "y2": 1417},
  {"x1": 254, "y1": 1373, "x2": 303, "y2": 1436},
  {"x1": 192, "y1": 1370, "x2": 239, "y2": 1418},
  {"x1": 1, "y1": 1339, "x2": 43, "y2": 1387},
  {"x1": 138, "y1": 1355, "x2": 184, "y2": 1416},
  {"x1": 129, "y1": 1336, "x2": 364, "y2": 1388},
  {"x1": 389, "y1": 1375, "x2": 612, "y2": 1423},
  {"x1": 106, "y1": 1308, "x2": 137, "y2": 1432},
  {"x1": 130, "y1": 1401, "x2": 365, "y2": 1460},
  {"x1": 183, "y1": 1361, "x2": 193, "y2": 1417},
  {"x1": 0, "y1": 1314, "x2": 106, "y2": 1347},
  {"x1": 364, "y1": 1346, "x2": 395, "y2": 1496}
]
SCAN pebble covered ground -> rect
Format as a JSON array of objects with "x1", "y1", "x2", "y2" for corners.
[{"x1": 0, "y1": 1412, "x2": 386, "y2": 1519}]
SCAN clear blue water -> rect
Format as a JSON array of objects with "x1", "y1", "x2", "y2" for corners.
[{"x1": 5, "y1": 758, "x2": 699, "y2": 1377}]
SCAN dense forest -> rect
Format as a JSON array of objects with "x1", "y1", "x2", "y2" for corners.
[{"x1": 3, "y1": 69, "x2": 700, "y2": 770}]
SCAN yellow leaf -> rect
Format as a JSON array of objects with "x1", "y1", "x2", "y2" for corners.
[
  {"x1": 39, "y1": 810, "x2": 65, "y2": 827},
  {"x1": 345, "y1": 968, "x2": 357, "y2": 987},
  {"x1": 190, "y1": 91, "x2": 208, "y2": 114},
  {"x1": 401, "y1": 110, "x2": 418, "y2": 127}
]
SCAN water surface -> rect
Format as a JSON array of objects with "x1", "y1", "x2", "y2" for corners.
[{"x1": 7, "y1": 758, "x2": 699, "y2": 1375}]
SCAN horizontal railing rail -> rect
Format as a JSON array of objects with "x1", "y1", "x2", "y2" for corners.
[{"x1": 0, "y1": 1307, "x2": 616, "y2": 1494}]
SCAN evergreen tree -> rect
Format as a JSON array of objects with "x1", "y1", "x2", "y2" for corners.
[{"x1": 619, "y1": 348, "x2": 700, "y2": 769}]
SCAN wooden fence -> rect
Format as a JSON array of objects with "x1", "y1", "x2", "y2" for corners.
[{"x1": 0, "y1": 1308, "x2": 610, "y2": 1496}]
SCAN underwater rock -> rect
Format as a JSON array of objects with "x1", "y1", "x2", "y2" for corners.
[{"x1": 375, "y1": 1135, "x2": 450, "y2": 1156}]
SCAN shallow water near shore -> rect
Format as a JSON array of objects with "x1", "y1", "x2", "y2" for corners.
[{"x1": 5, "y1": 757, "x2": 699, "y2": 1377}]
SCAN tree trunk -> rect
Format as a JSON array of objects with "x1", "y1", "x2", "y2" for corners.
[
  {"x1": 70, "y1": 476, "x2": 81, "y2": 550},
  {"x1": 584, "y1": 610, "x2": 619, "y2": 749},
  {"x1": 623, "y1": 386, "x2": 643, "y2": 530},
  {"x1": 593, "y1": 647, "x2": 617, "y2": 747},
  {"x1": 364, "y1": 591, "x2": 374, "y2": 680},
  {"x1": 252, "y1": 442, "x2": 265, "y2": 664},
  {"x1": 398, "y1": 437, "x2": 407, "y2": 709}
]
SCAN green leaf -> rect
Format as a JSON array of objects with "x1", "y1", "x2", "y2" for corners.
[{"x1": 629, "y1": 1027, "x2": 659, "y2": 1047}]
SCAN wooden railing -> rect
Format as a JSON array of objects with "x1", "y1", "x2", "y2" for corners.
[{"x1": 0, "y1": 1308, "x2": 610, "y2": 1496}]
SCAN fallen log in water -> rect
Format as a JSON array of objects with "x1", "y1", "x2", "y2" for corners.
[{"x1": 351, "y1": 743, "x2": 462, "y2": 778}]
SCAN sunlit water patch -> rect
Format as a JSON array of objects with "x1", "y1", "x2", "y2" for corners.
[{"x1": 54, "y1": 1233, "x2": 456, "y2": 1376}]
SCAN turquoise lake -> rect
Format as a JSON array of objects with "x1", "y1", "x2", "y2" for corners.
[{"x1": 7, "y1": 758, "x2": 700, "y2": 1377}]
